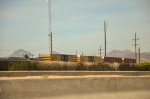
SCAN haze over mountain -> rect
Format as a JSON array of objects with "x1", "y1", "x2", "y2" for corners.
[{"x1": 107, "y1": 50, "x2": 150, "y2": 62}]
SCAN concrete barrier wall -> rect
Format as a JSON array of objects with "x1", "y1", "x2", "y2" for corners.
[
  {"x1": 0, "y1": 76, "x2": 150, "y2": 99},
  {"x1": 0, "y1": 71, "x2": 150, "y2": 77}
]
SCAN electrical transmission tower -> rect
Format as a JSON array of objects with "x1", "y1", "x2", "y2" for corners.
[{"x1": 132, "y1": 33, "x2": 139, "y2": 62}]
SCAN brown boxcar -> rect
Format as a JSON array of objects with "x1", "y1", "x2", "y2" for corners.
[
  {"x1": 103, "y1": 57, "x2": 122, "y2": 63},
  {"x1": 124, "y1": 58, "x2": 136, "y2": 64},
  {"x1": 103, "y1": 57, "x2": 115, "y2": 63},
  {"x1": 114, "y1": 57, "x2": 122, "y2": 63}
]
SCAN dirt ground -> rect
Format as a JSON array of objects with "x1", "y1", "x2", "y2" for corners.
[
  {"x1": 39, "y1": 91, "x2": 150, "y2": 99},
  {"x1": 0, "y1": 73, "x2": 150, "y2": 99}
]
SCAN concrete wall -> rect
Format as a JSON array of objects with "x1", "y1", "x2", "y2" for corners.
[{"x1": 0, "y1": 76, "x2": 150, "y2": 99}]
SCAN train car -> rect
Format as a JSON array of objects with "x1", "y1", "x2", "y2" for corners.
[
  {"x1": 80, "y1": 56, "x2": 102, "y2": 63},
  {"x1": 103, "y1": 57, "x2": 116, "y2": 63},
  {"x1": 39, "y1": 54, "x2": 77, "y2": 62},
  {"x1": 94, "y1": 56, "x2": 102, "y2": 63},
  {"x1": 123, "y1": 58, "x2": 136, "y2": 64},
  {"x1": 113, "y1": 57, "x2": 122, "y2": 63},
  {"x1": 88, "y1": 56, "x2": 95, "y2": 62},
  {"x1": 39, "y1": 54, "x2": 136, "y2": 64},
  {"x1": 80, "y1": 56, "x2": 88, "y2": 62},
  {"x1": 39, "y1": 54, "x2": 50, "y2": 61},
  {"x1": 68, "y1": 55, "x2": 77, "y2": 62},
  {"x1": 103, "y1": 57, "x2": 136, "y2": 64}
]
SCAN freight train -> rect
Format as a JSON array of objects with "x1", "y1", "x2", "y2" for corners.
[{"x1": 39, "y1": 54, "x2": 136, "y2": 64}]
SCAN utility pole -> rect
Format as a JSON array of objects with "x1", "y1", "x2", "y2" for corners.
[
  {"x1": 132, "y1": 33, "x2": 139, "y2": 62},
  {"x1": 99, "y1": 46, "x2": 102, "y2": 57},
  {"x1": 104, "y1": 20, "x2": 107, "y2": 57},
  {"x1": 138, "y1": 47, "x2": 141, "y2": 63},
  {"x1": 47, "y1": 0, "x2": 53, "y2": 54}
]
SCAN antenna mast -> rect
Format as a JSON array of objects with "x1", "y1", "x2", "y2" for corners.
[{"x1": 47, "y1": 0, "x2": 52, "y2": 54}]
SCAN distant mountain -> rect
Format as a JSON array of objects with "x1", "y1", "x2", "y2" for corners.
[
  {"x1": 8, "y1": 49, "x2": 33, "y2": 58},
  {"x1": 141, "y1": 52, "x2": 150, "y2": 62},
  {"x1": 107, "y1": 50, "x2": 150, "y2": 62},
  {"x1": 7, "y1": 49, "x2": 61, "y2": 58}
]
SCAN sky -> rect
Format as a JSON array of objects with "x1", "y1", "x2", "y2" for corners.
[{"x1": 0, "y1": 0, "x2": 150, "y2": 57}]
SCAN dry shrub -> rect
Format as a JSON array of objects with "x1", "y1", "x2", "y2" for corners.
[
  {"x1": 38, "y1": 62, "x2": 117, "y2": 71},
  {"x1": 37, "y1": 61, "x2": 78, "y2": 71},
  {"x1": 106, "y1": 62, "x2": 120, "y2": 71}
]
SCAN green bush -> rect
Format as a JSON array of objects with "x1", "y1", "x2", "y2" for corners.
[
  {"x1": 137, "y1": 62, "x2": 150, "y2": 71},
  {"x1": 8, "y1": 61, "x2": 38, "y2": 71}
]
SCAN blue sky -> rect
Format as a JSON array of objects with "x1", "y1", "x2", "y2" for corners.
[{"x1": 0, "y1": 0, "x2": 150, "y2": 57}]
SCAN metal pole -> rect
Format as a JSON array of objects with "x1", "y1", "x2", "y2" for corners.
[
  {"x1": 135, "y1": 33, "x2": 137, "y2": 61},
  {"x1": 138, "y1": 47, "x2": 141, "y2": 63},
  {"x1": 47, "y1": 0, "x2": 52, "y2": 54},
  {"x1": 104, "y1": 21, "x2": 106, "y2": 57},
  {"x1": 100, "y1": 46, "x2": 102, "y2": 57},
  {"x1": 132, "y1": 33, "x2": 139, "y2": 63},
  {"x1": 51, "y1": 32, "x2": 52, "y2": 54}
]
